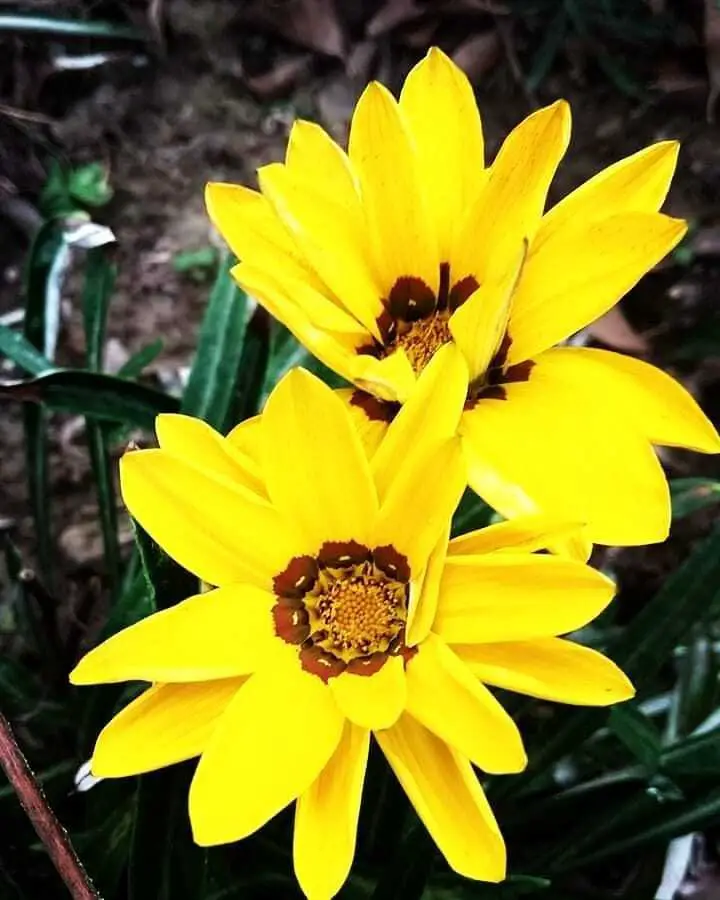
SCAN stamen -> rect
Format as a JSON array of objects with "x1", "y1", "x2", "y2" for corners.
[{"x1": 394, "y1": 313, "x2": 452, "y2": 375}]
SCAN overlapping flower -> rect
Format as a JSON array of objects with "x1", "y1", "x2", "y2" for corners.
[
  {"x1": 71, "y1": 348, "x2": 633, "y2": 899},
  {"x1": 206, "y1": 47, "x2": 720, "y2": 550}
]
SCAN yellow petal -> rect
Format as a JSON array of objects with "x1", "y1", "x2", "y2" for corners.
[
  {"x1": 294, "y1": 722, "x2": 369, "y2": 900},
  {"x1": 407, "y1": 634, "x2": 526, "y2": 773},
  {"x1": 226, "y1": 414, "x2": 262, "y2": 459},
  {"x1": 205, "y1": 182, "x2": 325, "y2": 293},
  {"x1": 348, "y1": 82, "x2": 439, "y2": 295},
  {"x1": 233, "y1": 262, "x2": 368, "y2": 387},
  {"x1": 92, "y1": 679, "x2": 245, "y2": 777},
  {"x1": 544, "y1": 347, "x2": 720, "y2": 453},
  {"x1": 376, "y1": 714, "x2": 505, "y2": 881},
  {"x1": 452, "y1": 100, "x2": 570, "y2": 285},
  {"x1": 286, "y1": 119, "x2": 359, "y2": 200},
  {"x1": 535, "y1": 140, "x2": 679, "y2": 252},
  {"x1": 335, "y1": 388, "x2": 392, "y2": 459},
  {"x1": 449, "y1": 241, "x2": 527, "y2": 381},
  {"x1": 399, "y1": 47, "x2": 485, "y2": 259},
  {"x1": 330, "y1": 655, "x2": 405, "y2": 730},
  {"x1": 448, "y1": 514, "x2": 584, "y2": 557},
  {"x1": 454, "y1": 638, "x2": 635, "y2": 706},
  {"x1": 375, "y1": 437, "x2": 466, "y2": 578},
  {"x1": 507, "y1": 212, "x2": 687, "y2": 364},
  {"x1": 407, "y1": 523, "x2": 450, "y2": 647},
  {"x1": 259, "y1": 162, "x2": 384, "y2": 337},
  {"x1": 120, "y1": 448, "x2": 302, "y2": 588},
  {"x1": 354, "y1": 347, "x2": 417, "y2": 403},
  {"x1": 70, "y1": 584, "x2": 276, "y2": 685},
  {"x1": 155, "y1": 413, "x2": 265, "y2": 496},
  {"x1": 372, "y1": 343, "x2": 468, "y2": 502},
  {"x1": 434, "y1": 553, "x2": 615, "y2": 644},
  {"x1": 189, "y1": 662, "x2": 344, "y2": 846},
  {"x1": 262, "y1": 368, "x2": 378, "y2": 549},
  {"x1": 461, "y1": 372, "x2": 671, "y2": 547}
]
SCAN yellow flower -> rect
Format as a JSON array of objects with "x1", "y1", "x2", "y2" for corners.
[
  {"x1": 70, "y1": 348, "x2": 633, "y2": 899},
  {"x1": 206, "y1": 47, "x2": 720, "y2": 551}
]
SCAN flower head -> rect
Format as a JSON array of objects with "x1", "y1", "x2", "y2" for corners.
[
  {"x1": 71, "y1": 348, "x2": 633, "y2": 898},
  {"x1": 206, "y1": 47, "x2": 720, "y2": 550}
]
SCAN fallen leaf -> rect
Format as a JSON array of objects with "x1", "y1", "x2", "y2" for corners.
[
  {"x1": 586, "y1": 306, "x2": 648, "y2": 353},
  {"x1": 244, "y1": 53, "x2": 314, "y2": 99},
  {"x1": 452, "y1": 30, "x2": 501, "y2": 81},
  {"x1": 366, "y1": 0, "x2": 425, "y2": 38},
  {"x1": 705, "y1": 0, "x2": 720, "y2": 122},
  {"x1": 241, "y1": 0, "x2": 346, "y2": 58}
]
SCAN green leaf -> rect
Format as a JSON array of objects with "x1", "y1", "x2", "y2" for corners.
[
  {"x1": 0, "y1": 324, "x2": 54, "y2": 376},
  {"x1": 667, "y1": 635, "x2": 717, "y2": 740},
  {"x1": 129, "y1": 768, "x2": 208, "y2": 900},
  {"x1": 132, "y1": 519, "x2": 198, "y2": 612},
  {"x1": 82, "y1": 247, "x2": 115, "y2": 372},
  {"x1": 118, "y1": 339, "x2": 164, "y2": 380},
  {"x1": 560, "y1": 785, "x2": 720, "y2": 870},
  {"x1": 226, "y1": 307, "x2": 271, "y2": 424},
  {"x1": 87, "y1": 422, "x2": 121, "y2": 589},
  {"x1": 173, "y1": 246, "x2": 218, "y2": 274},
  {"x1": 662, "y1": 727, "x2": 720, "y2": 778},
  {"x1": 608, "y1": 706, "x2": 663, "y2": 770},
  {"x1": 181, "y1": 257, "x2": 250, "y2": 432},
  {"x1": 0, "y1": 369, "x2": 178, "y2": 429},
  {"x1": 70, "y1": 163, "x2": 113, "y2": 208},
  {"x1": 23, "y1": 404, "x2": 52, "y2": 582},
  {"x1": 670, "y1": 477, "x2": 720, "y2": 519},
  {"x1": 451, "y1": 489, "x2": 497, "y2": 537}
]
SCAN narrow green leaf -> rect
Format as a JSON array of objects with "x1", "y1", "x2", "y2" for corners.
[
  {"x1": 70, "y1": 163, "x2": 113, "y2": 208},
  {"x1": 82, "y1": 248, "x2": 115, "y2": 372},
  {"x1": 182, "y1": 257, "x2": 250, "y2": 432},
  {"x1": 0, "y1": 369, "x2": 178, "y2": 429},
  {"x1": 23, "y1": 404, "x2": 52, "y2": 581},
  {"x1": 226, "y1": 306, "x2": 271, "y2": 424},
  {"x1": 662, "y1": 727, "x2": 720, "y2": 778},
  {"x1": 670, "y1": 477, "x2": 720, "y2": 519},
  {"x1": 118, "y1": 340, "x2": 164, "y2": 380},
  {"x1": 667, "y1": 635, "x2": 717, "y2": 740},
  {"x1": 132, "y1": 519, "x2": 198, "y2": 612},
  {"x1": 562, "y1": 786, "x2": 720, "y2": 870},
  {"x1": 87, "y1": 422, "x2": 121, "y2": 589},
  {"x1": 608, "y1": 705, "x2": 662, "y2": 770},
  {"x1": 0, "y1": 325, "x2": 54, "y2": 376}
]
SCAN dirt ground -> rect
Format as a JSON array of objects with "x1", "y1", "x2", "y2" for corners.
[{"x1": 2, "y1": 0, "x2": 720, "y2": 606}]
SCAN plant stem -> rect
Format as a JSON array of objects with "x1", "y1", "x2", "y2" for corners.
[{"x1": 0, "y1": 713, "x2": 100, "y2": 899}]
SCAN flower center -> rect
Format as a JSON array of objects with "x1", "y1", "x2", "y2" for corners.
[
  {"x1": 316, "y1": 571, "x2": 405, "y2": 655},
  {"x1": 394, "y1": 313, "x2": 452, "y2": 375},
  {"x1": 355, "y1": 264, "x2": 479, "y2": 376},
  {"x1": 271, "y1": 541, "x2": 414, "y2": 682}
]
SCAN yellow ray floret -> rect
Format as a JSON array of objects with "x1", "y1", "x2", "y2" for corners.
[
  {"x1": 71, "y1": 354, "x2": 633, "y2": 900},
  {"x1": 205, "y1": 46, "x2": 719, "y2": 550}
]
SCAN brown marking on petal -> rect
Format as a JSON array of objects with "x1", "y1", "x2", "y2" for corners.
[
  {"x1": 356, "y1": 340, "x2": 384, "y2": 359},
  {"x1": 504, "y1": 360, "x2": 535, "y2": 385},
  {"x1": 372, "y1": 545, "x2": 411, "y2": 583},
  {"x1": 349, "y1": 390, "x2": 400, "y2": 424},
  {"x1": 318, "y1": 540, "x2": 371, "y2": 569},
  {"x1": 398, "y1": 644, "x2": 418, "y2": 666},
  {"x1": 299, "y1": 645, "x2": 347, "y2": 682},
  {"x1": 376, "y1": 307, "x2": 397, "y2": 344},
  {"x1": 387, "y1": 277, "x2": 436, "y2": 322},
  {"x1": 448, "y1": 275, "x2": 480, "y2": 312},
  {"x1": 273, "y1": 555, "x2": 319, "y2": 600},
  {"x1": 437, "y1": 262, "x2": 451, "y2": 311},
  {"x1": 488, "y1": 332, "x2": 512, "y2": 373},
  {"x1": 272, "y1": 603, "x2": 310, "y2": 644},
  {"x1": 345, "y1": 652, "x2": 388, "y2": 677}
]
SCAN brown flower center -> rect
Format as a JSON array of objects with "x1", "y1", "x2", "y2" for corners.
[{"x1": 272, "y1": 542, "x2": 414, "y2": 682}]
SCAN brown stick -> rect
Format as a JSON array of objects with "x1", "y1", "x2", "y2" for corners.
[{"x1": 0, "y1": 713, "x2": 100, "y2": 900}]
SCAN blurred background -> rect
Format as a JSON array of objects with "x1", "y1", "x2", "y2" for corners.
[{"x1": 3, "y1": 1, "x2": 720, "y2": 897}]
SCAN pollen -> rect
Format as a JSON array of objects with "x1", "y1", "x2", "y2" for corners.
[
  {"x1": 317, "y1": 574, "x2": 404, "y2": 656},
  {"x1": 394, "y1": 312, "x2": 452, "y2": 375}
]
